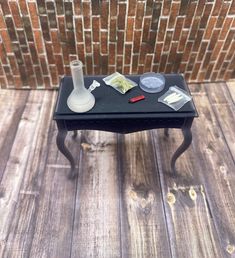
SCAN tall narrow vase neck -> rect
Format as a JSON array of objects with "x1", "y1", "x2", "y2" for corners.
[{"x1": 70, "y1": 60, "x2": 85, "y2": 90}]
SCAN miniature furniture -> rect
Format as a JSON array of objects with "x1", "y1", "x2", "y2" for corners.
[{"x1": 53, "y1": 74, "x2": 198, "y2": 179}]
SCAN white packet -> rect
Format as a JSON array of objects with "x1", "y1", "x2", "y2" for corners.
[
  {"x1": 103, "y1": 72, "x2": 137, "y2": 94},
  {"x1": 158, "y1": 86, "x2": 192, "y2": 111}
]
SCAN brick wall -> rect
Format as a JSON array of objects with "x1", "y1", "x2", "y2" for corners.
[{"x1": 0, "y1": 0, "x2": 235, "y2": 89}]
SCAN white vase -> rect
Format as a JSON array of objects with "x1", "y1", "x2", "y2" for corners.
[{"x1": 67, "y1": 60, "x2": 95, "y2": 113}]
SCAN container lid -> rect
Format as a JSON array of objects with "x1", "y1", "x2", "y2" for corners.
[{"x1": 139, "y1": 72, "x2": 165, "y2": 93}]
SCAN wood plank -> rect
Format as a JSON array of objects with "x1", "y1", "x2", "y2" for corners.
[
  {"x1": 151, "y1": 127, "x2": 223, "y2": 258},
  {"x1": 119, "y1": 131, "x2": 171, "y2": 258},
  {"x1": 190, "y1": 84, "x2": 235, "y2": 257},
  {"x1": 1, "y1": 91, "x2": 57, "y2": 258},
  {"x1": 0, "y1": 91, "x2": 45, "y2": 254},
  {"x1": 28, "y1": 122, "x2": 81, "y2": 258},
  {"x1": 0, "y1": 90, "x2": 29, "y2": 181},
  {"x1": 71, "y1": 131, "x2": 121, "y2": 258},
  {"x1": 226, "y1": 81, "x2": 235, "y2": 103},
  {"x1": 205, "y1": 82, "x2": 235, "y2": 161}
]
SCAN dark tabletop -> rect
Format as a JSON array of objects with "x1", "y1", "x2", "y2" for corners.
[{"x1": 54, "y1": 74, "x2": 198, "y2": 120}]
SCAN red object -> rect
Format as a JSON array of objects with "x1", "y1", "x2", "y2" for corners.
[{"x1": 129, "y1": 95, "x2": 145, "y2": 103}]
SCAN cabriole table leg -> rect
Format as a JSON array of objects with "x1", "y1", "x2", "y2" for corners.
[
  {"x1": 171, "y1": 118, "x2": 193, "y2": 174},
  {"x1": 56, "y1": 121, "x2": 77, "y2": 179}
]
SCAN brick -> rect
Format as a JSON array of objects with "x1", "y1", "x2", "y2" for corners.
[
  {"x1": 168, "y1": 2, "x2": 180, "y2": 28},
  {"x1": 146, "y1": 0, "x2": 153, "y2": 16},
  {"x1": 132, "y1": 54, "x2": 138, "y2": 74},
  {"x1": 159, "y1": 54, "x2": 167, "y2": 72},
  {"x1": 179, "y1": 0, "x2": 189, "y2": 15},
  {"x1": 142, "y1": 18, "x2": 151, "y2": 43},
  {"x1": 124, "y1": 44, "x2": 132, "y2": 65},
  {"x1": 101, "y1": 1, "x2": 109, "y2": 29},
  {"x1": 163, "y1": 31, "x2": 173, "y2": 52},
  {"x1": 55, "y1": 54, "x2": 64, "y2": 75},
  {"x1": 43, "y1": 76, "x2": 51, "y2": 89},
  {"x1": 110, "y1": 0, "x2": 118, "y2": 16},
  {"x1": 58, "y1": 16, "x2": 66, "y2": 43},
  {"x1": 24, "y1": 54, "x2": 34, "y2": 75},
  {"x1": 215, "y1": 2, "x2": 230, "y2": 28},
  {"x1": 126, "y1": 17, "x2": 134, "y2": 42},
  {"x1": 173, "y1": 17, "x2": 184, "y2": 41},
  {"x1": 51, "y1": 31, "x2": 61, "y2": 54},
  {"x1": 49, "y1": 66, "x2": 58, "y2": 85},
  {"x1": 37, "y1": 0, "x2": 46, "y2": 14},
  {"x1": 168, "y1": 42, "x2": 178, "y2": 63},
  {"x1": 0, "y1": 30, "x2": 13, "y2": 53},
  {"x1": 55, "y1": 0, "x2": 64, "y2": 15},
  {"x1": 109, "y1": 43, "x2": 116, "y2": 65},
  {"x1": 1, "y1": 1, "x2": 11, "y2": 15},
  {"x1": 133, "y1": 31, "x2": 141, "y2": 53},
  {"x1": 19, "y1": 0, "x2": 28, "y2": 15},
  {"x1": 163, "y1": 0, "x2": 172, "y2": 16},
  {"x1": 118, "y1": 3, "x2": 126, "y2": 30},
  {"x1": 34, "y1": 30, "x2": 44, "y2": 54},
  {"x1": 45, "y1": 43, "x2": 55, "y2": 64},
  {"x1": 225, "y1": 41, "x2": 235, "y2": 60},
  {"x1": 82, "y1": 2, "x2": 91, "y2": 29},
  {"x1": 151, "y1": 3, "x2": 161, "y2": 30},
  {"x1": 138, "y1": 65, "x2": 144, "y2": 74},
  {"x1": 4, "y1": 17, "x2": 17, "y2": 41},
  {"x1": 139, "y1": 44, "x2": 147, "y2": 65},
  {"x1": 204, "y1": 17, "x2": 217, "y2": 40},
  {"x1": 200, "y1": 4, "x2": 213, "y2": 29},
  {"x1": 191, "y1": 63, "x2": 201, "y2": 81},
  {"x1": 39, "y1": 16, "x2": 51, "y2": 41},
  {"x1": 8, "y1": 55, "x2": 19, "y2": 75},
  {"x1": 61, "y1": 43, "x2": 70, "y2": 65},
  {"x1": 202, "y1": 52, "x2": 212, "y2": 69},
  {"x1": 77, "y1": 44, "x2": 85, "y2": 64},
  {"x1": 47, "y1": 2, "x2": 58, "y2": 29},
  {"x1": 64, "y1": 2, "x2": 73, "y2": 30},
  {"x1": 135, "y1": 2, "x2": 145, "y2": 30},
  {"x1": 117, "y1": 31, "x2": 124, "y2": 55},
  {"x1": 219, "y1": 17, "x2": 233, "y2": 40},
  {"x1": 93, "y1": 43, "x2": 100, "y2": 66},
  {"x1": 9, "y1": 1, "x2": 23, "y2": 28},
  {"x1": 74, "y1": 0, "x2": 82, "y2": 15},
  {"x1": 128, "y1": 0, "x2": 136, "y2": 16},
  {"x1": 154, "y1": 43, "x2": 163, "y2": 63},
  {"x1": 101, "y1": 55, "x2": 108, "y2": 74},
  {"x1": 184, "y1": 2, "x2": 197, "y2": 28},
  {"x1": 116, "y1": 55, "x2": 123, "y2": 73},
  {"x1": 34, "y1": 65, "x2": 43, "y2": 86},
  {"x1": 144, "y1": 54, "x2": 153, "y2": 72},
  {"x1": 110, "y1": 18, "x2": 117, "y2": 42},
  {"x1": 84, "y1": 31, "x2": 92, "y2": 54},
  {"x1": 192, "y1": 30, "x2": 204, "y2": 52},
  {"x1": 0, "y1": 76, "x2": 7, "y2": 88},
  {"x1": 195, "y1": 0, "x2": 206, "y2": 17},
  {"x1": 101, "y1": 31, "x2": 108, "y2": 54},
  {"x1": 92, "y1": 17, "x2": 99, "y2": 42},
  {"x1": 182, "y1": 42, "x2": 193, "y2": 62},
  {"x1": 29, "y1": 43, "x2": 39, "y2": 64},
  {"x1": 18, "y1": 65, "x2": 28, "y2": 85},
  {"x1": 28, "y1": 2, "x2": 40, "y2": 29},
  {"x1": 187, "y1": 53, "x2": 197, "y2": 71},
  {"x1": 208, "y1": 29, "x2": 220, "y2": 51},
  {"x1": 124, "y1": 66, "x2": 130, "y2": 75},
  {"x1": 223, "y1": 30, "x2": 235, "y2": 50},
  {"x1": 0, "y1": 43, "x2": 8, "y2": 64},
  {"x1": 91, "y1": 0, "x2": 100, "y2": 15},
  {"x1": 229, "y1": 0, "x2": 235, "y2": 15},
  {"x1": 67, "y1": 31, "x2": 76, "y2": 54},
  {"x1": 189, "y1": 17, "x2": 200, "y2": 40},
  {"x1": 212, "y1": 0, "x2": 222, "y2": 16},
  {"x1": 86, "y1": 55, "x2": 93, "y2": 74},
  {"x1": 157, "y1": 18, "x2": 167, "y2": 41}
]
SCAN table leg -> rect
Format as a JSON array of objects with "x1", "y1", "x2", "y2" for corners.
[
  {"x1": 171, "y1": 118, "x2": 193, "y2": 174},
  {"x1": 56, "y1": 121, "x2": 76, "y2": 179}
]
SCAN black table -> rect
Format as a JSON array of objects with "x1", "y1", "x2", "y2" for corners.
[{"x1": 53, "y1": 74, "x2": 198, "y2": 179}]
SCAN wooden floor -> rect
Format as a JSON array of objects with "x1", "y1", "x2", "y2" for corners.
[{"x1": 0, "y1": 82, "x2": 235, "y2": 258}]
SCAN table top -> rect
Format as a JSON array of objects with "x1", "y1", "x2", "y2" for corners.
[{"x1": 54, "y1": 74, "x2": 198, "y2": 120}]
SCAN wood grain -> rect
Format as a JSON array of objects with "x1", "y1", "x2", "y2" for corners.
[
  {"x1": 0, "y1": 90, "x2": 29, "y2": 181},
  {"x1": 226, "y1": 81, "x2": 235, "y2": 103},
  {"x1": 71, "y1": 131, "x2": 121, "y2": 258},
  {"x1": 1, "y1": 91, "x2": 56, "y2": 258},
  {"x1": 205, "y1": 82, "x2": 235, "y2": 161},
  {"x1": 151, "y1": 128, "x2": 223, "y2": 258},
  {"x1": 0, "y1": 91, "x2": 45, "y2": 254},
  {"x1": 119, "y1": 131, "x2": 171, "y2": 258},
  {"x1": 190, "y1": 84, "x2": 235, "y2": 257}
]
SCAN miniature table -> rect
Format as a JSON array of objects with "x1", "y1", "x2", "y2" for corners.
[{"x1": 53, "y1": 74, "x2": 198, "y2": 178}]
